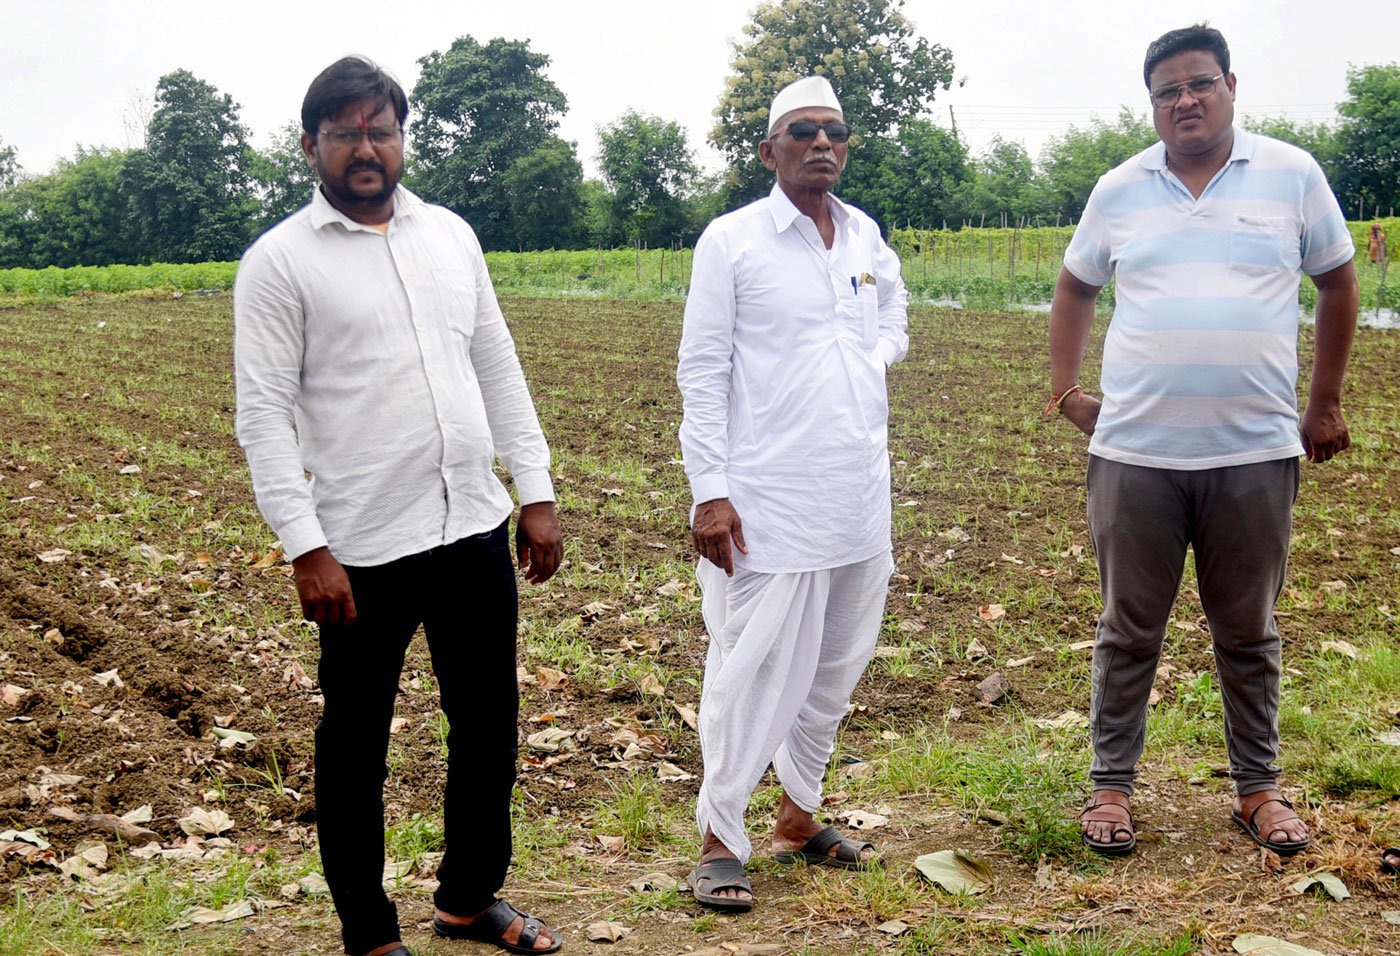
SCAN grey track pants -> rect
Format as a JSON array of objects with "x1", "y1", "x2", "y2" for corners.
[{"x1": 1086, "y1": 454, "x2": 1299, "y2": 796}]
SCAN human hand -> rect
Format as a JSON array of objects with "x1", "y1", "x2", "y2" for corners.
[
  {"x1": 1300, "y1": 400, "x2": 1350, "y2": 463},
  {"x1": 291, "y1": 546, "x2": 356, "y2": 627},
  {"x1": 516, "y1": 501, "x2": 564, "y2": 584},
  {"x1": 692, "y1": 498, "x2": 748, "y2": 576},
  {"x1": 1059, "y1": 390, "x2": 1102, "y2": 437}
]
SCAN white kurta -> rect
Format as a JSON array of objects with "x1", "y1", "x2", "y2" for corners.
[
  {"x1": 678, "y1": 185, "x2": 906, "y2": 860},
  {"x1": 676, "y1": 185, "x2": 909, "y2": 574}
]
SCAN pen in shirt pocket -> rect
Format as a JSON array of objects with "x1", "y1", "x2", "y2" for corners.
[{"x1": 850, "y1": 276, "x2": 858, "y2": 293}]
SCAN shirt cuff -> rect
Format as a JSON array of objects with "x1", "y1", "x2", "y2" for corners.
[
  {"x1": 690, "y1": 473, "x2": 730, "y2": 506},
  {"x1": 277, "y1": 514, "x2": 329, "y2": 563},
  {"x1": 877, "y1": 338, "x2": 901, "y2": 368},
  {"x1": 513, "y1": 468, "x2": 555, "y2": 507}
]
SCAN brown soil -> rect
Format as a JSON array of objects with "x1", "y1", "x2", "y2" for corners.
[{"x1": 0, "y1": 294, "x2": 1396, "y2": 955}]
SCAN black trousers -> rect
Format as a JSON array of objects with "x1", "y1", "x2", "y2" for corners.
[{"x1": 315, "y1": 520, "x2": 519, "y2": 956}]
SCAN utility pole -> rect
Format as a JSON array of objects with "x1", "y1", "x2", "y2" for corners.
[{"x1": 949, "y1": 105, "x2": 958, "y2": 139}]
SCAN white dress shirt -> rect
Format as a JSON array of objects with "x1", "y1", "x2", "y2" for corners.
[
  {"x1": 677, "y1": 184, "x2": 908, "y2": 574},
  {"x1": 234, "y1": 186, "x2": 553, "y2": 567}
]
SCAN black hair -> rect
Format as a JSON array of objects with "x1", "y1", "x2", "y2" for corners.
[
  {"x1": 1143, "y1": 24, "x2": 1230, "y2": 88},
  {"x1": 301, "y1": 56, "x2": 409, "y2": 134}
]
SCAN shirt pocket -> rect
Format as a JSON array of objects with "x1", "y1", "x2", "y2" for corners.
[
  {"x1": 1228, "y1": 215, "x2": 1294, "y2": 276},
  {"x1": 858, "y1": 283, "x2": 879, "y2": 350},
  {"x1": 433, "y1": 268, "x2": 478, "y2": 339}
]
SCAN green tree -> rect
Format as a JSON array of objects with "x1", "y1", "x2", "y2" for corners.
[
  {"x1": 597, "y1": 110, "x2": 698, "y2": 247},
  {"x1": 0, "y1": 137, "x2": 19, "y2": 191},
  {"x1": 839, "y1": 118, "x2": 970, "y2": 230},
  {"x1": 410, "y1": 36, "x2": 568, "y2": 249},
  {"x1": 1243, "y1": 115, "x2": 1338, "y2": 170},
  {"x1": 498, "y1": 136, "x2": 586, "y2": 250},
  {"x1": 249, "y1": 122, "x2": 318, "y2": 235},
  {"x1": 1038, "y1": 109, "x2": 1157, "y2": 222},
  {"x1": 1333, "y1": 63, "x2": 1400, "y2": 216},
  {"x1": 711, "y1": 0, "x2": 955, "y2": 206},
  {"x1": 129, "y1": 69, "x2": 255, "y2": 262},
  {"x1": 962, "y1": 136, "x2": 1045, "y2": 225},
  {"x1": 0, "y1": 148, "x2": 138, "y2": 268}
]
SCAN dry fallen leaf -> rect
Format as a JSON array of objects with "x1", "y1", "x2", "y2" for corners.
[
  {"x1": 535, "y1": 667, "x2": 569, "y2": 691},
  {"x1": 657, "y1": 761, "x2": 693, "y2": 782},
  {"x1": 37, "y1": 548, "x2": 72, "y2": 563},
  {"x1": 586, "y1": 921, "x2": 630, "y2": 943},
  {"x1": 1320, "y1": 640, "x2": 1359, "y2": 659},
  {"x1": 965, "y1": 637, "x2": 990, "y2": 661},
  {"x1": 978, "y1": 603, "x2": 1006, "y2": 622},
  {"x1": 1068, "y1": 639, "x2": 1097, "y2": 651},
  {"x1": 91, "y1": 669, "x2": 123, "y2": 688},
  {"x1": 179, "y1": 808, "x2": 235, "y2": 837},
  {"x1": 636, "y1": 672, "x2": 666, "y2": 697},
  {"x1": 579, "y1": 601, "x2": 613, "y2": 621},
  {"x1": 1033, "y1": 709, "x2": 1088, "y2": 730},
  {"x1": 840, "y1": 809, "x2": 889, "y2": 830},
  {"x1": 526, "y1": 728, "x2": 575, "y2": 753},
  {"x1": 673, "y1": 702, "x2": 698, "y2": 730}
]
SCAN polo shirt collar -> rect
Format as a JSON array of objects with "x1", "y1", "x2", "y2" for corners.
[
  {"x1": 766, "y1": 182, "x2": 851, "y2": 234},
  {"x1": 309, "y1": 184, "x2": 420, "y2": 231},
  {"x1": 1140, "y1": 125, "x2": 1254, "y2": 171}
]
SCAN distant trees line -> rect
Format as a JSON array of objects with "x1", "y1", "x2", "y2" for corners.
[{"x1": 0, "y1": 0, "x2": 1396, "y2": 269}]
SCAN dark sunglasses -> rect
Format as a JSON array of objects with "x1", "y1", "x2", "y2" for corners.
[{"x1": 779, "y1": 121, "x2": 852, "y2": 143}]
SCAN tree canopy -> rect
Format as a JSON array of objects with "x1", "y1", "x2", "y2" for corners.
[
  {"x1": 129, "y1": 69, "x2": 255, "y2": 263},
  {"x1": 711, "y1": 0, "x2": 954, "y2": 205},
  {"x1": 410, "y1": 36, "x2": 573, "y2": 248},
  {"x1": 1036, "y1": 110, "x2": 1156, "y2": 222},
  {"x1": 597, "y1": 111, "x2": 697, "y2": 247},
  {"x1": 1334, "y1": 63, "x2": 1400, "y2": 216},
  {"x1": 248, "y1": 122, "x2": 318, "y2": 236}
]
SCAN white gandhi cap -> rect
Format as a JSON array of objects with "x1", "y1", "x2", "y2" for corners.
[{"x1": 767, "y1": 76, "x2": 843, "y2": 135}]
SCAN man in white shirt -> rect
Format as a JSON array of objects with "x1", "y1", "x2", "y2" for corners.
[
  {"x1": 1048, "y1": 25, "x2": 1357, "y2": 859},
  {"x1": 234, "y1": 57, "x2": 563, "y2": 956},
  {"x1": 677, "y1": 76, "x2": 908, "y2": 911}
]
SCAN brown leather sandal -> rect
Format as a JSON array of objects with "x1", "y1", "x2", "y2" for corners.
[
  {"x1": 1232, "y1": 795, "x2": 1309, "y2": 856},
  {"x1": 1080, "y1": 796, "x2": 1136, "y2": 856}
]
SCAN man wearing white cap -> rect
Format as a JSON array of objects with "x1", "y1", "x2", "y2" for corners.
[{"x1": 677, "y1": 75, "x2": 908, "y2": 911}]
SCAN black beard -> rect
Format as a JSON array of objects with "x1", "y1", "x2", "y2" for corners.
[{"x1": 323, "y1": 162, "x2": 398, "y2": 208}]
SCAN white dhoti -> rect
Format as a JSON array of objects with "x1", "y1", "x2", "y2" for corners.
[{"x1": 694, "y1": 551, "x2": 893, "y2": 863}]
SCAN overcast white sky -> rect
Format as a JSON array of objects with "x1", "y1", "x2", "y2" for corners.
[{"x1": 4, "y1": 0, "x2": 1398, "y2": 180}]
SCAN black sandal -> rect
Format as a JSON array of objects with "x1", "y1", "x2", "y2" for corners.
[
  {"x1": 687, "y1": 856, "x2": 754, "y2": 912},
  {"x1": 773, "y1": 825, "x2": 881, "y2": 869},
  {"x1": 1382, "y1": 847, "x2": 1400, "y2": 875},
  {"x1": 433, "y1": 899, "x2": 562, "y2": 954}
]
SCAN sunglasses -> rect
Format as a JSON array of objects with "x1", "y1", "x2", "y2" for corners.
[{"x1": 777, "y1": 121, "x2": 852, "y2": 143}]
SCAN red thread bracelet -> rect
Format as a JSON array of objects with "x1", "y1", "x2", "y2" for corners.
[{"x1": 1044, "y1": 385, "x2": 1084, "y2": 418}]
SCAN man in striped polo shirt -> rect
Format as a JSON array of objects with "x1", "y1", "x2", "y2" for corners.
[{"x1": 1048, "y1": 23, "x2": 1358, "y2": 858}]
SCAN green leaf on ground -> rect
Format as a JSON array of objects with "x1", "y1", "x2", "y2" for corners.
[
  {"x1": 1233, "y1": 933, "x2": 1327, "y2": 956},
  {"x1": 914, "y1": 848, "x2": 992, "y2": 894},
  {"x1": 1291, "y1": 872, "x2": 1351, "y2": 900}
]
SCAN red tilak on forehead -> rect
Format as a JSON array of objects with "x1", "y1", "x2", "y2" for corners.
[{"x1": 359, "y1": 110, "x2": 368, "y2": 132}]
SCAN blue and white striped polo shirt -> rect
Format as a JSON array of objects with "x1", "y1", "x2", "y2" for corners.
[{"x1": 1064, "y1": 129, "x2": 1354, "y2": 470}]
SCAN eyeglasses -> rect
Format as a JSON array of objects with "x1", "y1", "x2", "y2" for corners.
[
  {"x1": 1149, "y1": 73, "x2": 1224, "y2": 110},
  {"x1": 317, "y1": 127, "x2": 403, "y2": 149},
  {"x1": 776, "y1": 121, "x2": 852, "y2": 143}
]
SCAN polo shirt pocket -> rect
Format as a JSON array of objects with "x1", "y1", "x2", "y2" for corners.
[
  {"x1": 434, "y1": 269, "x2": 478, "y2": 338},
  {"x1": 1228, "y1": 216, "x2": 1291, "y2": 276}
]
